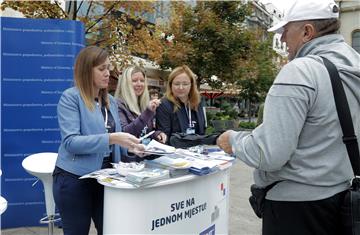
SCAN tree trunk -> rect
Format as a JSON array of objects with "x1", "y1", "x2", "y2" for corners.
[{"x1": 247, "y1": 99, "x2": 251, "y2": 122}]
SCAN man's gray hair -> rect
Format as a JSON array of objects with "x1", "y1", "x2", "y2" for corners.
[{"x1": 308, "y1": 18, "x2": 340, "y2": 38}]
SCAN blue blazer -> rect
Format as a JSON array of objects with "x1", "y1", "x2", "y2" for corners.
[{"x1": 56, "y1": 87, "x2": 126, "y2": 176}]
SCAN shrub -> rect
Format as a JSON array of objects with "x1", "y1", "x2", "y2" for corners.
[
  {"x1": 206, "y1": 125, "x2": 215, "y2": 135},
  {"x1": 238, "y1": 121, "x2": 256, "y2": 129}
]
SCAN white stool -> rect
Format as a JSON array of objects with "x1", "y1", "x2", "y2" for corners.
[
  {"x1": 22, "y1": 152, "x2": 61, "y2": 235},
  {"x1": 0, "y1": 169, "x2": 7, "y2": 215},
  {"x1": 0, "y1": 196, "x2": 7, "y2": 215}
]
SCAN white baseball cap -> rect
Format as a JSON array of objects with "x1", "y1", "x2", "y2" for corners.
[{"x1": 268, "y1": 0, "x2": 339, "y2": 33}]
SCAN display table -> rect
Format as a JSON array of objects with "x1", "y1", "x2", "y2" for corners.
[{"x1": 99, "y1": 168, "x2": 231, "y2": 234}]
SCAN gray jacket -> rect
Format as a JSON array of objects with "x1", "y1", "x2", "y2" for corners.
[{"x1": 230, "y1": 34, "x2": 360, "y2": 201}]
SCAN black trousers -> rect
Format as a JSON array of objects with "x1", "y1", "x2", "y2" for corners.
[
  {"x1": 53, "y1": 167, "x2": 104, "y2": 235},
  {"x1": 262, "y1": 190, "x2": 351, "y2": 235}
]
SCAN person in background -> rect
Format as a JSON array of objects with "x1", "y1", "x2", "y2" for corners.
[
  {"x1": 149, "y1": 88, "x2": 160, "y2": 100},
  {"x1": 256, "y1": 102, "x2": 264, "y2": 126},
  {"x1": 53, "y1": 46, "x2": 144, "y2": 235},
  {"x1": 114, "y1": 66, "x2": 166, "y2": 161},
  {"x1": 107, "y1": 67, "x2": 120, "y2": 96},
  {"x1": 217, "y1": 0, "x2": 360, "y2": 234},
  {"x1": 156, "y1": 65, "x2": 206, "y2": 144}
]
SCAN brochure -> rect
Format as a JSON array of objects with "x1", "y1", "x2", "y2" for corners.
[
  {"x1": 149, "y1": 156, "x2": 192, "y2": 169},
  {"x1": 125, "y1": 168, "x2": 170, "y2": 186},
  {"x1": 143, "y1": 140, "x2": 176, "y2": 155},
  {"x1": 79, "y1": 168, "x2": 128, "y2": 187},
  {"x1": 145, "y1": 160, "x2": 190, "y2": 177}
]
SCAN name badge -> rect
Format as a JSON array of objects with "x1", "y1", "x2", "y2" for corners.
[{"x1": 186, "y1": 128, "x2": 195, "y2": 135}]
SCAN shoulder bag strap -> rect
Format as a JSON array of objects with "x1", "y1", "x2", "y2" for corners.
[{"x1": 321, "y1": 56, "x2": 360, "y2": 176}]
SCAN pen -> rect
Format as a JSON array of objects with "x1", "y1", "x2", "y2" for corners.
[{"x1": 139, "y1": 130, "x2": 155, "y2": 141}]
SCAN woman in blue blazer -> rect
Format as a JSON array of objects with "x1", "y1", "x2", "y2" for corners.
[{"x1": 53, "y1": 46, "x2": 144, "y2": 235}]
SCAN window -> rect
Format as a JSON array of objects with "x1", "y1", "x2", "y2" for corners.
[{"x1": 352, "y1": 30, "x2": 360, "y2": 53}]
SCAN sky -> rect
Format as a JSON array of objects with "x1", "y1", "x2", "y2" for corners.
[{"x1": 259, "y1": 0, "x2": 296, "y2": 13}]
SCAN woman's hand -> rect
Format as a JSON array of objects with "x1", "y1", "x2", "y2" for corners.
[
  {"x1": 110, "y1": 132, "x2": 146, "y2": 154},
  {"x1": 129, "y1": 143, "x2": 146, "y2": 157},
  {"x1": 155, "y1": 132, "x2": 167, "y2": 144},
  {"x1": 109, "y1": 132, "x2": 139, "y2": 148},
  {"x1": 147, "y1": 98, "x2": 161, "y2": 112}
]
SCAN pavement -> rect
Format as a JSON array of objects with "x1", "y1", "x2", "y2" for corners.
[{"x1": 1, "y1": 160, "x2": 261, "y2": 235}]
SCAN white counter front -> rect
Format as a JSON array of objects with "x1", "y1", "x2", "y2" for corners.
[{"x1": 99, "y1": 168, "x2": 231, "y2": 234}]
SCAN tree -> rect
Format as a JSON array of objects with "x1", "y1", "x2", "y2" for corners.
[
  {"x1": 156, "y1": 1, "x2": 278, "y2": 119},
  {"x1": 236, "y1": 29, "x2": 279, "y2": 120},
  {"x1": 1, "y1": 0, "x2": 164, "y2": 69},
  {"x1": 156, "y1": 1, "x2": 253, "y2": 87}
]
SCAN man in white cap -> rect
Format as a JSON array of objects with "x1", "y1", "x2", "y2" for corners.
[{"x1": 217, "y1": 0, "x2": 360, "y2": 234}]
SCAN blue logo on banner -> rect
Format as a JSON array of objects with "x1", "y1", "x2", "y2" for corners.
[{"x1": 1, "y1": 17, "x2": 84, "y2": 228}]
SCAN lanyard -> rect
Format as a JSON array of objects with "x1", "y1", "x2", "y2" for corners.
[
  {"x1": 96, "y1": 98, "x2": 108, "y2": 128},
  {"x1": 186, "y1": 103, "x2": 193, "y2": 128},
  {"x1": 104, "y1": 106, "x2": 108, "y2": 128}
]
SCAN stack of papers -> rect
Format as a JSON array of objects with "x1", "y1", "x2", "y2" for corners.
[
  {"x1": 125, "y1": 168, "x2": 170, "y2": 186},
  {"x1": 149, "y1": 156, "x2": 192, "y2": 169},
  {"x1": 172, "y1": 149, "x2": 235, "y2": 175},
  {"x1": 145, "y1": 160, "x2": 190, "y2": 177},
  {"x1": 79, "y1": 167, "x2": 170, "y2": 187},
  {"x1": 113, "y1": 162, "x2": 145, "y2": 176},
  {"x1": 79, "y1": 168, "x2": 128, "y2": 187}
]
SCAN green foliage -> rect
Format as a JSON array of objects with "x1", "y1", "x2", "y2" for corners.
[
  {"x1": 158, "y1": 1, "x2": 253, "y2": 87},
  {"x1": 239, "y1": 121, "x2": 256, "y2": 129},
  {"x1": 219, "y1": 101, "x2": 238, "y2": 119},
  {"x1": 236, "y1": 34, "x2": 279, "y2": 103},
  {"x1": 215, "y1": 112, "x2": 231, "y2": 121},
  {"x1": 205, "y1": 125, "x2": 215, "y2": 135},
  {"x1": 206, "y1": 111, "x2": 216, "y2": 126},
  {"x1": 157, "y1": 1, "x2": 279, "y2": 107}
]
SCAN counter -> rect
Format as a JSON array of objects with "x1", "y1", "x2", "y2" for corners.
[{"x1": 98, "y1": 168, "x2": 231, "y2": 234}]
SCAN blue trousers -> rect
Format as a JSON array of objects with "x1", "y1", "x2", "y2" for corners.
[{"x1": 53, "y1": 167, "x2": 104, "y2": 235}]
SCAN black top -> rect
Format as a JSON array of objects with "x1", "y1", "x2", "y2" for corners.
[
  {"x1": 156, "y1": 98, "x2": 206, "y2": 144},
  {"x1": 97, "y1": 99, "x2": 115, "y2": 168}
]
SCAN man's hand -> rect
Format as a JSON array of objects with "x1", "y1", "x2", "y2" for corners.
[{"x1": 217, "y1": 130, "x2": 234, "y2": 154}]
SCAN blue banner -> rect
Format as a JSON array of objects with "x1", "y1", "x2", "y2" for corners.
[{"x1": 1, "y1": 17, "x2": 84, "y2": 228}]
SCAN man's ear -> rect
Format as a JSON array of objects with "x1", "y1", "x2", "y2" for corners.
[{"x1": 302, "y1": 23, "x2": 316, "y2": 42}]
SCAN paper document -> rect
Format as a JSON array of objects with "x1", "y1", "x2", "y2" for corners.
[
  {"x1": 143, "y1": 140, "x2": 176, "y2": 154},
  {"x1": 125, "y1": 168, "x2": 170, "y2": 185},
  {"x1": 150, "y1": 156, "x2": 192, "y2": 169}
]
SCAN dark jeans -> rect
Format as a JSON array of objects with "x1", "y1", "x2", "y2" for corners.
[
  {"x1": 262, "y1": 190, "x2": 350, "y2": 235},
  {"x1": 53, "y1": 167, "x2": 104, "y2": 235}
]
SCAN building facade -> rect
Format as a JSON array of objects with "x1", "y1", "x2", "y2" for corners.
[{"x1": 336, "y1": 0, "x2": 360, "y2": 53}]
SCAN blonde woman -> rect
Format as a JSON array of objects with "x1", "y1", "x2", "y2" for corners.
[
  {"x1": 114, "y1": 66, "x2": 166, "y2": 158},
  {"x1": 156, "y1": 65, "x2": 206, "y2": 144}
]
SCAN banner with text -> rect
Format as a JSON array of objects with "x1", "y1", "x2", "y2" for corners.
[{"x1": 1, "y1": 17, "x2": 84, "y2": 228}]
